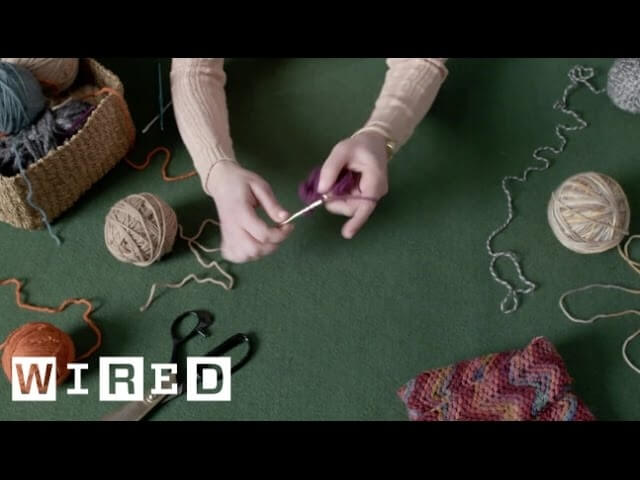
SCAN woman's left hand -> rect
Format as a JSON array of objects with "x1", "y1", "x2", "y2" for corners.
[{"x1": 317, "y1": 130, "x2": 390, "y2": 239}]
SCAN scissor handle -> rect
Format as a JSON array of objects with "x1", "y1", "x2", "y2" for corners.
[
  {"x1": 169, "y1": 310, "x2": 214, "y2": 365},
  {"x1": 171, "y1": 310, "x2": 214, "y2": 345},
  {"x1": 197, "y1": 333, "x2": 254, "y2": 379}
]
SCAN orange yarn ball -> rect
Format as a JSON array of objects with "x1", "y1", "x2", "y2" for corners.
[{"x1": 1, "y1": 323, "x2": 75, "y2": 385}]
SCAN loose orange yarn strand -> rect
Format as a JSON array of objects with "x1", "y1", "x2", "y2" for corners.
[
  {"x1": 81, "y1": 88, "x2": 194, "y2": 190},
  {"x1": 0, "y1": 278, "x2": 102, "y2": 362},
  {"x1": 125, "y1": 146, "x2": 197, "y2": 182}
]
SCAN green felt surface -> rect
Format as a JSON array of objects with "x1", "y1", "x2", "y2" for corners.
[{"x1": 1, "y1": 58, "x2": 639, "y2": 420}]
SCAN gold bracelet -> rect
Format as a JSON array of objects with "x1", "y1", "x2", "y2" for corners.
[
  {"x1": 385, "y1": 139, "x2": 396, "y2": 161},
  {"x1": 352, "y1": 127, "x2": 397, "y2": 161}
]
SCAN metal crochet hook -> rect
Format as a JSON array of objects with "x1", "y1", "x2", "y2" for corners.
[
  {"x1": 279, "y1": 194, "x2": 329, "y2": 226},
  {"x1": 142, "y1": 101, "x2": 173, "y2": 134}
]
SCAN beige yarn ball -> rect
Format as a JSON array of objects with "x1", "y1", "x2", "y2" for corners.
[
  {"x1": 1, "y1": 58, "x2": 79, "y2": 93},
  {"x1": 548, "y1": 172, "x2": 630, "y2": 254},
  {"x1": 105, "y1": 193, "x2": 178, "y2": 267}
]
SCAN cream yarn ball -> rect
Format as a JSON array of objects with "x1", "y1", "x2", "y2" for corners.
[{"x1": 548, "y1": 172, "x2": 630, "y2": 254}]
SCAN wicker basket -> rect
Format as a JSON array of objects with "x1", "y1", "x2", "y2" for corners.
[{"x1": 0, "y1": 58, "x2": 136, "y2": 230}]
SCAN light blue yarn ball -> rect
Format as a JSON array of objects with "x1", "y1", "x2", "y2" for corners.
[{"x1": 0, "y1": 61, "x2": 46, "y2": 134}]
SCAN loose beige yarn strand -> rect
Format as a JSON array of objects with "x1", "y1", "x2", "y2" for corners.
[
  {"x1": 559, "y1": 234, "x2": 640, "y2": 374},
  {"x1": 139, "y1": 218, "x2": 234, "y2": 312}
]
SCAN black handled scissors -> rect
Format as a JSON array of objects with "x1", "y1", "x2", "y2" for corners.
[{"x1": 101, "y1": 310, "x2": 253, "y2": 421}]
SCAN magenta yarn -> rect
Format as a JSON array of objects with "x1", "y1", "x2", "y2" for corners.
[{"x1": 298, "y1": 166, "x2": 361, "y2": 205}]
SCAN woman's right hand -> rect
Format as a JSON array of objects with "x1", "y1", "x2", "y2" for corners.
[{"x1": 206, "y1": 161, "x2": 294, "y2": 263}]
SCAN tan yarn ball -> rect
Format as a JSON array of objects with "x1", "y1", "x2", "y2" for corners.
[
  {"x1": 1, "y1": 58, "x2": 79, "y2": 93},
  {"x1": 548, "y1": 172, "x2": 630, "y2": 254},
  {"x1": 105, "y1": 193, "x2": 178, "y2": 267}
]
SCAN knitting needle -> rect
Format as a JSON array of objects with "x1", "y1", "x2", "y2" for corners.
[
  {"x1": 142, "y1": 101, "x2": 173, "y2": 134},
  {"x1": 158, "y1": 62, "x2": 165, "y2": 131},
  {"x1": 279, "y1": 195, "x2": 328, "y2": 226}
]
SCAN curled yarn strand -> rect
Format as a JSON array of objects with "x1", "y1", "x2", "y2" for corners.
[
  {"x1": 125, "y1": 146, "x2": 196, "y2": 182},
  {"x1": 140, "y1": 218, "x2": 234, "y2": 312},
  {"x1": 559, "y1": 282, "x2": 640, "y2": 374},
  {"x1": 487, "y1": 65, "x2": 604, "y2": 314},
  {"x1": 0, "y1": 278, "x2": 101, "y2": 360},
  {"x1": 178, "y1": 219, "x2": 235, "y2": 287},
  {"x1": 140, "y1": 274, "x2": 232, "y2": 313}
]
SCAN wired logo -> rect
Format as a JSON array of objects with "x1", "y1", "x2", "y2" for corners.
[
  {"x1": 11, "y1": 357, "x2": 57, "y2": 401},
  {"x1": 10, "y1": 356, "x2": 232, "y2": 402}
]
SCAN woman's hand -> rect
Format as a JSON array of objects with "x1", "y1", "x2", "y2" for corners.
[
  {"x1": 207, "y1": 162, "x2": 294, "y2": 263},
  {"x1": 317, "y1": 130, "x2": 390, "y2": 239}
]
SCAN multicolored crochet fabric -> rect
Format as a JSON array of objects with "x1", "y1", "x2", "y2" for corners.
[{"x1": 398, "y1": 337, "x2": 595, "y2": 421}]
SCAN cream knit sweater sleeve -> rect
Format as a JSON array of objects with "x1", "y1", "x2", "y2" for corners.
[
  {"x1": 171, "y1": 58, "x2": 448, "y2": 191},
  {"x1": 355, "y1": 58, "x2": 448, "y2": 152},
  {"x1": 171, "y1": 58, "x2": 236, "y2": 193}
]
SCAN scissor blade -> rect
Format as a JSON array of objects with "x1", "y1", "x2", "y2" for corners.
[
  {"x1": 100, "y1": 389, "x2": 173, "y2": 421},
  {"x1": 101, "y1": 400, "x2": 157, "y2": 421}
]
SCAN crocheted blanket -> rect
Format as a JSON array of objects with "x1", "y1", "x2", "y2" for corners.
[{"x1": 398, "y1": 337, "x2": 595, "y2": 421}]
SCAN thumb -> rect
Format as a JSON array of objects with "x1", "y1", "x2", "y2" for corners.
[
  {"x1": 251, "y1": 179, "x2": 289, "y2": 223},
  {"x1": 318, "y1": 144, "x2": 349, "y2": 194}
]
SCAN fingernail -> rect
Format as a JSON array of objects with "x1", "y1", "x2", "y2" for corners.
[{"x1": 279, "y1": 211, "x2": 289, "y2": 220}]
